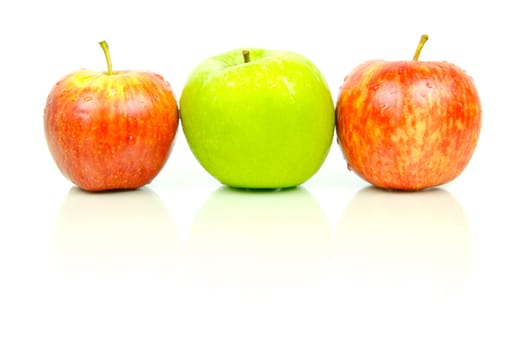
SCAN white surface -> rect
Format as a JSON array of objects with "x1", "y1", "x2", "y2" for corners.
[{"x1": 1, "y1": 1, "x2": 525, "y2": 349}]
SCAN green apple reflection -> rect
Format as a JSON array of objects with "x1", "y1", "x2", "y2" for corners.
[
  {"x1": 184, "y1": 187, "x2": 331, "y2": 288},
  {"x1": 335, "y1": 187, "x2": 473, "y2": 294},
  {"x1": 54, "y1": 187, "x2": 180, "y2": 277}
]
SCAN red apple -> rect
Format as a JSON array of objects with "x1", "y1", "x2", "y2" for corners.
[
  {"x1": 336, "y1": 35, "x2": 482, "y2": 191},
  {"x1": 44, "y1": 41, "x2": 178, "y2": 191}
]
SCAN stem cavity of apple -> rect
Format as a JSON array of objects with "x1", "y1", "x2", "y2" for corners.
[
  {"x1": 99, "y1": 41, "x2": 113, "y2": 75},
  {"x1": 412, "y1": 34, "x2": 429, "y2": 61},
  {"x1": 242, "y1": 49, "x2": 251, "y2": 63}
]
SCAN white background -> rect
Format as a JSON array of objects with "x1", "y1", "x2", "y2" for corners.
[{"x1": 1, "y1": 1, "x2": 525, "y2": 349}]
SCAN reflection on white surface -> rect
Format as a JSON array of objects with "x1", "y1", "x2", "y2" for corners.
[
  {"x1": 335, "y1": 187, "x2": 473, "y2": 294},
  {"x1": 184, "y1": 187, "x2": 331, "y2": 288},
  {"x1": 54, "y1": 187, "x2": 180, "y2": 277}
]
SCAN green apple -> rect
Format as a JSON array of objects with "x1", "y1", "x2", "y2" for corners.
[{"x1": 180, "y1": 48, "x2": 335, "y2": 189}]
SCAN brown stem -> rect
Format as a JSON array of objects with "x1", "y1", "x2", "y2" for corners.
[
  {"x1": 242, "y1": 49, "x2": 251, "y2": 63},
  {"x1": 412, "y1": 34, "x2": 429, "y2": 61},
  {"x1": 98, "y1": 41, "x2": 113, "y2": 75}
]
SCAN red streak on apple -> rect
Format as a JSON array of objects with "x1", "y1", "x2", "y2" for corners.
[
  {"x1": 44, "y1": 69, "x2": 178, "y2": 191},
  {"x1": 336, "y1": 59, "x2": 482, "y2": 190}
]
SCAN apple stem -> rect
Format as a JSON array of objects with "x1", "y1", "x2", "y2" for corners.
[
  {"x1": 99, "y1": 41, "x2": 113, "y2": 75},
  {"x1": 242, "y1": 49, "x2": 251, "y2": 63},
  {"x1": 412, "y1": 34, "x2": 429, "y2": 61}
]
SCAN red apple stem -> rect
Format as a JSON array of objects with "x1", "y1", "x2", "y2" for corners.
[
  {"x1": 412, "y1": 34, "x2": 429, "y2": 61},
  {"x1": 242, "y1": 49, "x2": 251, "y2": 63},
  {"x1": 99, "y1": 41, "x2": 113, "y2": 75}
]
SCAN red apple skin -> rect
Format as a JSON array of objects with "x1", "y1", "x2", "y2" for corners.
[
  {"x1": 44, "y1": 69, "x2": 179, "y2": 191},
  {"x1": 336, "y1": 60, "x2": 482, "y2": 191}
]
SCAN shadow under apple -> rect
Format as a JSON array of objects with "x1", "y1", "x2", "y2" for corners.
[
  {"x1": 184, "y1": 186, "x2": 331, "y2": 289},
  {"x1": 335, "y1": 186, "x2": 473, "y2": 295},
  {"x1": 54, "y1": 187, "x2": 180, "y2": 278}
]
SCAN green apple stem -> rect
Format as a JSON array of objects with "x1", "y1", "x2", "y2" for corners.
[
  {"x1": 412, "y1": 34, "x2": 429, "y2": 61},
  {"x1": 99, "y1": 41, "x2": 113, "y2": 75},
  {"x1": 242, "y1": 49, "x2": 251, "y2": 63}
]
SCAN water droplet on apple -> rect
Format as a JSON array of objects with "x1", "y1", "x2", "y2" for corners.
[{"x1": 369, "y1": 84, "x2": 380, "y2": 91}]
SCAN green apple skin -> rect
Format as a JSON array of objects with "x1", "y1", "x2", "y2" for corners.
[{"x1": 180, "y1": 48, "x2": 335, "y2": 189}]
